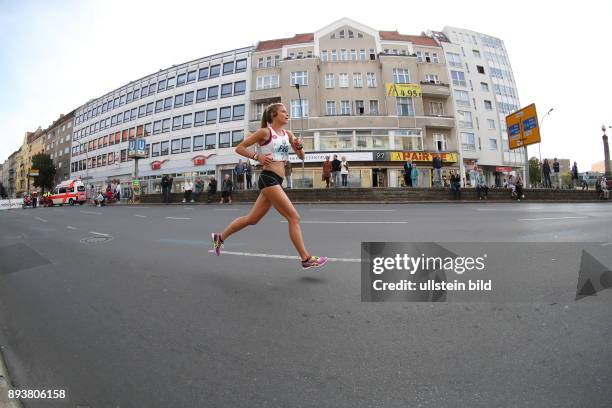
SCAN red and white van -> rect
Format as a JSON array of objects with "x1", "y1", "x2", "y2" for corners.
[{"x1": 49, "y1": 180, "x2": 87, "y2": 206}]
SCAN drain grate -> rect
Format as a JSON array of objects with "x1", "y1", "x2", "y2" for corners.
[{"x1": 80, "y1": 236, "x2": 113, "y2": 244}]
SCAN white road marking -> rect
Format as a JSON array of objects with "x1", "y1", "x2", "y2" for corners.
[
  {"x1": 165, "y1": 217, "x2": 192, "y2": 220},
  {"x1": 89, "y1": 231, "x2": 110, "y2": 237},
  {"x1": 80, "y1": 210, "x2": 102, "y2": 215},
  {"x1": 134, "y1": 214, "x2": 147, "y2": 218},
  {"x1": 600, "y1": 242, "x2": 612, "y2": 246},
  {"x1": 34, "y1": 217, "x2": 48, "y2": 223},
  {"x1": 518, "y1": 216, "x2": 587, "y2": 221},
  {"x1": 67, "y1": 226, "x2": 77, "y2": 230},
  {"x1": 208, "y1": 250, "x2": 360, "y2": 262},
  {"x1": 214, "y1": 208, "x2": 241, "y2": 211},
  {"x1": 282, "y1": 220, "x2": 409, "y2": 224},
  {"x1": 310, "y1": 209, "x2": 397, "y2": 212}
]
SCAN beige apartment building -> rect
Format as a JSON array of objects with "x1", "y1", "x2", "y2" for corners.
[
  {"x1": 44, "y1": 111, "x2": 75, "y2": 184},
  {"x1": 249, "y1": 18, "x2": 458, "y2": 188}
]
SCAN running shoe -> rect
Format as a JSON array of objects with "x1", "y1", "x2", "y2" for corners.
[
  {"x1": 301, "y1": 255, "x2": 328, "y2": 270},
  {"x1": 211, "y1": 232, "x2": 223, "y2": 256}
]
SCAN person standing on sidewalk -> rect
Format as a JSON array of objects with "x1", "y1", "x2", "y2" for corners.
[
  {"x1": 331, "y1": 154, "x2": 341, "y2": 188},
  {"x1": 403, "y1": 159, "x2": 413, "y2": 187},
  {"x1": 234, "y1": 160, "x2": 244, "y2": 190},
  {"x1": 432, "y1": 155, "x2": 442, "y2": 187},
  {"x1": 476, "y1": 169, "x2": 488, "y2": 200},
  {"x1": 571, "y1": 162, "x2": 579, "y2": 188},
  {"x1": 220, "y1": 174, "x2": 233, "y2": 204},
  {"x1": 183, "y1": 179, "x2": 193, "y2": 203},
  {"x1": 245, "y1": 160, "x2": 253, "y2": 190},
  {"x1": 449, "y1": 169, "x2": 461, "y2": 200},
  {"x1": 206, "y1": 176, "x2": 217, "y2": 203},
  {"x1": 322, "y1": 156, "x2": 332, "y2": 188},
  {"x1": 411, "y1": 165, "x2": 419, "y2": 187},
  {"x1": 542, "y1": 159, "x2": 551, "y2": 188},
  {"x1": 552, "y1": 158, "x2": 560, "y2": 188},
  {"x1": 193, "y1": 176, "x2": 204, "y2": 202},
  {"x1": 161, "y1": 175, "x2": 170, "y2": 204},
  {"x1": 340, "y1": 156, "x2": 349, "y2": 187}
]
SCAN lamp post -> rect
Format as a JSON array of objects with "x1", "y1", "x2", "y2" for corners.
[{"x1": 602, "y1": 125, "x2": 611, "y2": 178}]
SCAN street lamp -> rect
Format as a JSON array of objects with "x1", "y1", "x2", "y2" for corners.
[{"x1": 602, "y1": 124, "x2": 611, "y2": 178}]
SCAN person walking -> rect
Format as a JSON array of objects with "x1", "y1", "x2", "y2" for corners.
[
  {"x1": 211, "y1": 102, "x2": 328, "y2": 269},
  {"x1": 571, "y1": 162, "x2": 579, "y2": 188},
  {"x1": 542, "y1": 159, "x2": 551, "y2": 188},
  {"x1": 161, "y1": 175, "x2": 170, "y2": 204},
  {"x1": 220, "y1": 174, "x2": 233, "y2": 204},
  {"x1": 403, "y1": 159, "x2": 413, "y2": 187},
  {"x1": 340, "y1": 156, "x2": 349, "y2": 187},
  {"x1": 206, "y1": 176, "x2": 217, "y2": 203},
  {"x1": 193, "y1": 176, "x2": 204, "y2": 202},
  {"x1": 432, "y1": 155, "x2": 442, "y2": 187},
  {"x1": 285, "y1": 160, "x2": 293, "y2": 188},
  {"x1": 410, "y1": 165, "x2": 419, "y2": 187},
  {"x1": 245, "y1": 160, "x2": 253, "y2": 190},
  {"x1": 331, "y1": 154, "x2": 341, "y2": 188},
  {"x1": 183, "y1": 179, "x2": 193, "y2": 203},
  {"x1": 322, "y1": 156, "x2": 332, "y2": 188},
  {"x1": 552, "y1": 158, "x2": 560, "y2": 189},
  {"x1": 234, "y1": 160, "x2": 245, "y2": 190}
]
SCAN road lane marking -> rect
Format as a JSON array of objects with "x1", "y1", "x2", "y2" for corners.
[
  {"x1": 281, "y1": 220, "x2": 409, "y2": 224},
  {"x1": 214, "y1": 208, "x2": 241, "y2": 211},
  {"x1": 207, "y1": 250, "x2": 360, "y2": 262},
  {"x1": 165, "y1": 217, "x2": 192, "y2": 220},
  {"x1": 600, "y1": 242, "x2": 612, "y2": 246},
  {"x1": 34, "y1": 217, "x2": 48, "y2": 223},
  {"x1": 134, "y1": 214, "x2": 147, "y2": 218},
  {"x1": 80, "y1": 210, "x2": 102, "y2": 215},
  {"x1": 67, "y1": 226, "x2": 77, "y2": 230},
  {"x1": 89, "y1": 231, "x2": 110, "y2": 237},
  {"x1": 518, "y1": 216, "x2": 587, "y2": 221},
  {"x1": 310, "y1": 209, "x2": 397, "y2": 212}
]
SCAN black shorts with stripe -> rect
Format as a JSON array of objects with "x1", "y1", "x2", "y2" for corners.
[{"x1": 258, "y1": 170, "x2": 284, "y2": 190}]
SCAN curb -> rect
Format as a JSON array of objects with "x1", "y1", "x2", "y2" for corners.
[
  {"x1": 0, "y1": 347, "x2": 22, "y2": 408},
  {"x1": 138, "y1": 200, "x2": 610, "y2": 206}
]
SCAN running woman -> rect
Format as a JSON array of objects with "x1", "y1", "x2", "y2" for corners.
[{"x1": 211, "y1": 103, "x2": 328, "y2": 270}]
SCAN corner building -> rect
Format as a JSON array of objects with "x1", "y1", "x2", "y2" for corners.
[{"x1": 249, "y1": 18, "x2": 459, "y2": 188}]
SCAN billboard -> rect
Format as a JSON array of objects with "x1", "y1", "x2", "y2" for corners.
[
  {"x1": 506, "y1": 103, "x2": 540, "y2": 150},
  {"x1": 128, "y1": 138, "x2": 147, "y2": 158},
  {"x1": 386, "y1": 83, "x2": 422, "y2": 98}
]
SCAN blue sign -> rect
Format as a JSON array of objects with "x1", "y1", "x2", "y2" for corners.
[
  {"x1": 508, "y1": 123, "x2": 520, "y2": 136},
  {"x1": 137, "y1": 139, "x2": 146, "y2": 151},
  {"x1": 523, "y1": 117, "x2": 537, "y2": 131}
]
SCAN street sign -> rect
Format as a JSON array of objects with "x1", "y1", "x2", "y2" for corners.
[
  {"x1": 385, "y1": 83, "x2": 422, "y2": 98},
  {"x1": 506, "y1": 103, "x2": 540, "y2": 150},
  {"x1": 128, "y1": 138, "x2": 147, "y2": 158}
]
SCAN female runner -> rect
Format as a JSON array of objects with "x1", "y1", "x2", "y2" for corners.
[{"x1": 212, "y1": 103, "x2": 328, "y2": 269}]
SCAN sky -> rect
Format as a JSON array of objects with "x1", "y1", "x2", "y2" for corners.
[{"x1": 1, "y1": 0, "x2": 611, "y2": 170}]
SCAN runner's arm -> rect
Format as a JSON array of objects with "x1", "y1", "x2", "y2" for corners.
[
  {"x1": 286, "y1": 130, "x2": 305, "y2": 160},
  {"x1": 235, "y1": 128, "x2": 271, "y2": 165}
]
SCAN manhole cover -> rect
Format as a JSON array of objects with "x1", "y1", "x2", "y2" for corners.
[{"x1": 80, "y1": 236, "x2": 113, "y2": 244}]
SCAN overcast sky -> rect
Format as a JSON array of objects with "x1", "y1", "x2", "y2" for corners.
[{"x1": 1, "y1": 0, "x2": 611, "y2": 170}]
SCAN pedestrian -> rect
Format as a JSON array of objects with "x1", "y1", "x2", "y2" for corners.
[
  {"x1": 571, "y1": 162, "x2": 579, "y2": 188},
  {"x1": 234, "y1": 159, "x2": 245, "y2": 190},
  {"x1": 581, "y1": 172, "x2": 590, "y2": 190},
  {"x1": 31, "y1": 191, "x2": 38, "y2": 208},
  {"x1": 469, "y1": 165, "x2": 478, "y2": 188},
  {"x1": 211, "y1": 102, "x2": 328, "y2": 269},
  {"x1": 507, "y1": 175, "x2": 516, "y2": 198},
  {"x1": 476, "y1": 169, "x2": 488, "y2": 200},
  {"x1": 542, "y1": 159, "x2": 551, "y2": 188},
  {"x1": 220, "y1": 174, "x2": 233, "y2": 204},
  {"x1": 403, "y1": 159, "x2": 413, "y2": 187},
  {"x1": 167, "y1": 175, "x2": 174, "y2": 202},
  {"x1": 597, "y1": 176, "x2": 609, "y2": 200},
  {"x1": 193, "y1": 176, "x2": 204, "y2": 202},
  {"x1": 340, "y1": 156, "x2": 349, "y2": 187},
  {"x1": 285, "y1": 160, "x2": 293, "y2": 188},
  {"x1": 207, "y1": 176, "x2": 217, "y2": 203},
  {"x1": 515, "y1": 174, "x2": 525, "y2": 201},
  {"x1": 432, "y1": 155, "x2": 442, "y2": 187},
  {"x1": 183, "y1": 179, "x2": 193, "y2": 203},
  {"x1": 161, "y1": 174, "x2": 170, "y2": 204},
  {"x1": 552, "y1": 158, "x2": 560, "y2": 189},
  {"x1": 115, "y1": 182, "x2": 122, "y2": 202},
  {"x1": 245, "y1": 160, "x2": 253, "y2": 190},
  {"x1": 331, "y1": 154, "x2": 341, "y2": 187},
  {"x1": 322, "y1": 156, "x2": 332, "y2": 188},
  {"x1": 410, "y1": 165, "x2": 419, "y2": 187},
  {"x1": 449, "y1": 169, "x2": 461, "y2": 200}
]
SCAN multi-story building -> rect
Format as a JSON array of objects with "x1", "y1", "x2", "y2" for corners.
[
  {"x1": 428, "y1": 27, "x2": 526, "y2": 186},
  {"x1": 250, "y1": 18, "x2": 459, "y2": 187},
  {"x1": 44, "y1": 111, "x2": 75, "y2": 185},
  {"x1": 9, "y1": 148, "x2": 22, "y2": 197},
  {"x1": 70, "y1": 47, "x2": 252, "y2": 193}
]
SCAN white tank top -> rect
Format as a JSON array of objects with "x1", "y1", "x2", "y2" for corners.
[{"x1": 257, "y1": 127, "x2": 290, "y2": 162}]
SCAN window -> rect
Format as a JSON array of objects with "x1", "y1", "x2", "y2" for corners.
[
  {"x1": 177, "y1": 73, "x2": 187, "y2": 86},
  {"x1": 153, "y1": 121, "x2": 162, "y2": 134},
  {"x1": 477, "y1": 65, "x2": 485, "y2": 74},
  {"x1": 458, "y1": 111, "x2": 473, "y2": 128},
  {"x1": 163, "y1": 97, "x2": 172, "y2": 110},
  {"x1": 447, "y1": 52, "x2": 462, "y2": 68},
  {"x1": 152, "y1": 142, "x2": 160, "y2": 157},
  {"x1": 454, "y1": 90, "x2": 470, "y2": 107},
  {"x1": 133, "y1": 88, "x2": 140, "y2": 99},
  {"x1": 369, "y1": 100, "x2": 379, "y2": 115},
  {"x1": 290, "y1": 71, "x2": 308, "y2": 86},
  {"x1": 331, "y1": 49, "x2": 337, "y2": 61},
  {"x1": 488, "y1": 138, "x2": 498, "y2": 150},
  {"x1": 234, "y1": 80, "x2": 246, "y2": 95},
  {"x1": 160, "y1": 141, "x2": 169, "y2": 156},
  {"x1": 461, "y1": 132, "x2": 476, "y2": 151},
  {"x1": 487, "y1": 119, "x2": 496, "y2": 129},
  {"x1": 396, "y1": 97, "x2": 415, "y2": 116},
  {"x1": 339, "y1": 73, "x2": 348, "y2": 88},
  {"x1": 221, "y1": 83, "x2": 233, "y2": 97},
  {"x1": 148, "y1": 84, "x2": 156, "y2": 95},
  {"x1": 174, "y1": 94, "x2": 184, "y2": 108},
  {"x1": 451, "y1": 70, "x2": 467, "y2": 87},
  {"x1": 166, "y1": 76, "x2": 176, "y2": 89},
  {"x1": 232, "y1": 130, "x2": 244, "y2": 147},
  {"x1": 321, "y1": 50, "x2": 328, "y2": 62},
  {"x1": 484, "y1": 100, "x2": 493, "y2": 110},
  {"x1": 359, "y1": 49, "x2": 366, "y2": 61},
  {"x1": 155, "y1": 100, "x2": 164, "y2": 113},
  {"x1": 162, "y1": 118, "x2": 171, "y2": 132},
  {"x1": 353, "y1": 73, "x2": 363, "y2": 88},
  {"x1": 340, "y1": 100, "x2": 351, "y2": 115},
  {"x1": 187, "y1": 70, "x2": 197, "y2": 83},
  {"x1": 141, "y1": 86, "x2": 149, "y2": 97},
  {"x1": 366, "y1": 72, "x2": 377, "y2": 88},
  {"x1": 291, "y1": 100, "x2": 308, "y2": 118},
  {"x1": 233, "y1": 105, "x2": 245, "y2": 120},
  {"x1": 120, "y1": 94, "x2": 126, "y2": 105},
  {"x1": 256, "y1": 75, "x2": 279, "y2": 90},
  {"x1": 205, "y1": 133, "x2": 216, "y2": 150},
  {"x1": 198, "y1": 67, "x2": 209, "y2": 80},
  {"x1": 144, "y1": 123, "x2": 152, "y2": 136},
  {"x1": 481, "y1": 82, "x2": 489, "y2": 92},
  {"x1": 157, "y1": 79, "x2": 167, "y2": 91},
  {"x1": 182, "y1": 91, "x2": 193, "y2": 106},
  {"x1": 235, "y1": 59, "x2": 247, "y2": 73},
  {"x1": 219, "y1": 131, "x2": 230, "y2": 148},
  {"x1": 355, "y1": 100, "x2": 365, "y2": 115},
  {"x1": 350, "y1": 49, "x2": 357, "y2": 60},
  {"x1": 473, "y1": 50, "x2": 481, "y2": 58},
  {"x1": 183, "y1": 113, "x2": 192, "y2": 128},
  {"x1": 172, "y1": 116, "x2": 182, "y2": 130},
  {"x1": 325, "y1": 74, "x2": 334, "y2": 89},
  {"x1": 171, "y1": 139, "x2": 181, "y2": 154},
  {"x1": 207, "y1": 86, "x2": 218, "y2": 100},
  {"x1": 432, "y1": 53, "x2": 439, "y2": 64},
  {"x1": 416, "y1": 51, "x2": 423, "y2": 62},
  {"x1": 193, "y1": 135, "x2": 204, "y2": 151},
  {"x1": 120, "y1": 150, "x2": 127, "y2": 162},
  {"x1": 219, "y1": 106, "x2": 232, "y2": 122},
  {"x1": 223, "y1": 61, "x2": 234, "y2": 75},
  {"x1": 429, "y1": 101, "x2": 445, "y2": 116},
  {"x1": 194, "y1": 111, "x2": 205, "y2": 126},
  {"x1": 340, "y1": 49, "x2": 348, "y2": 60},
  {"x1": 434, "y1": 134, "x2": 447, "y2": 152},
  {"x1": 392, "y1": 68, "x2": 410, "y2": 84},
  {"x1": 209, "y1": 64, "x2": 220, "y2": 78},
  {"x1": 121, "y1": 130, "x2": 128, "y2": 142},
  {"x1": 206, "y1": 109, "x2": 217, "y2": 124},
  {"x1": 196, "y1": 88, "x2": 207, "y2": 102},
  {"x1": 126, "y1": 92, "x2": 133, "y2": 103},
  {"x1": 425, "y1": 74, "x2": 439, "y2": 84},
  {"x1": 326, "y1": 101, "x2": 336, "y2": 116}
]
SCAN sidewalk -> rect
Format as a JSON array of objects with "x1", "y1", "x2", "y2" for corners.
[{"x1": 0, "y1": 348, "x2": 21, "y2": 408}]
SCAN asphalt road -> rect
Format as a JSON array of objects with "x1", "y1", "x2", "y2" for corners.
[{"x1": 0, "y1": 202, "x2": 611, "y2": 408}]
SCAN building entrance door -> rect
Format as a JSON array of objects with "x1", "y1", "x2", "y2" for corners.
[{"x1": 372, "y1": 168, "x2": 387, "y2": 187}]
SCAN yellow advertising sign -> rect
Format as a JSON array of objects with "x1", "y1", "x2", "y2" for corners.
[
  {"x1": 386, "y1": 83, "x2": 422, "y2": 98},
  {"x1": 506, "y1": 103, "x2": 540, "y2": 150},
  {"x1": 388, "y1": 151, "x2": 458, "y2": 163}
]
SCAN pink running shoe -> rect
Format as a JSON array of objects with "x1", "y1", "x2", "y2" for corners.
[
  {"x1": 301, "y1": 255, "x2": 328, "y2": 270},
  {"x1": 211, "y1": 232, "x2": 223, "y2": 256}
]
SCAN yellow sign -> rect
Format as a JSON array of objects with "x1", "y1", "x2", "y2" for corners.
[
  {"x1": 386, "y1": 83, "x2": 422, "y2": 98},
  {"x1": 506, "y1": 103, "x2": 540, "y2": 150},
  {"x1": 388, "y1": 151, "x2": 458, "y2": 163}
]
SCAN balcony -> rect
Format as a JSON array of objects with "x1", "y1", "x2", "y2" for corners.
[
  {"x1": 419, "y1": 82, "x2": 451, "y2": 98},
  {"x1": 416, "y1": 115, "x2": 455, "y2": 129},
  {"x1": 250, "y1": 87, "x2": 282, "y2": 102}
]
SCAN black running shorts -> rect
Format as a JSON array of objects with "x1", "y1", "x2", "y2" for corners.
[{"x1": 258, "y1": 170, "x2": 284, "y2": 190}]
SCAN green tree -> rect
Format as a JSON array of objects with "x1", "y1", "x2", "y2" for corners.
[
  {"x1": 31, "y1": 153, "x2": 56, "y2": 194},
  {"x1": 528, "y1": 157, "x2": 541, "y2": 186},
  {"x1": 561, "y1": 171, "x2": 573, "y2": 189}
]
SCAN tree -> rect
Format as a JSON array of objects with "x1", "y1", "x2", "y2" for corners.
[
  {"x1": 31, "y1": 153, "x2": 56, "y2": 194},
  {"x1": 528, "y1": 157, "x2": 541, "y2": 187},
  {"x1": 0, "y1": 182, "x2": 7, "y2": 199}
]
